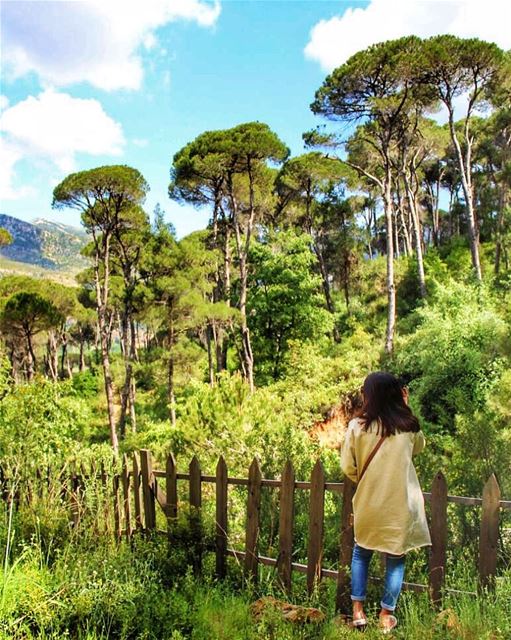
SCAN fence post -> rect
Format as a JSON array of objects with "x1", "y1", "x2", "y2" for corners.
[
  {"x1": 45, "y1": 466, "x2": 51, "y2": 499},
  {"x1": 132, "y1": 453, "x2": 142, "y2": 531},
  {"x1": 429, "y1": 471, "x2": 448, "y2": 607},
  {"x1": 479, "y1": 474, "x2": 501, "y2": 591},
  {"x1": 277, "y1": 460, "x2": 295, "y2": 594},
  {"x1": 100, "y1": 462, "x2": 110, "y2": 535},
  {"x1": 166, "y1": 453, "x2": 178, "y2": 520},
  {"x1": 244, "y1": 457, "x2": 262, "y2": 582},
  {"x1": 0, "y1": 465, "x2": 7, "y2": 503},
  {"x1": 216, "y1": 456, "x2": 228, "y2": 579},
  {"x1": 113, "y1": 473, "x2": 122, "y2": 543},
  {"x1": 189, "y1": 456, "x2": 202, "y2": 574},
  {"x1": 336, "y1": 477, "x2": 356, "y2": 612},
  {"x1": 121, "y1": 454, "x2": 132, "y2": 540},
  {"x1": 70, "y1": 466, "x2": 80, "y2": 528},
  {"x1": 36, "y1": 467, "x2": 43, "y2": 500},
  {"x1": 307, "y1": 459, "x2": 325, "y2": 595},
  {"x1": 140, "y1": 449, "x2": 156, "y2": 533}
]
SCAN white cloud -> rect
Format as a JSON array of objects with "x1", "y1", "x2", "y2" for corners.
[
  {"x1": 0, "y1": 89, "x2": 125, "y2": 199},
  {"x1": 0, "y1": 96, "x2": 9, "y2": 111},
  {"x1": 1, "y1": 0, "x2": 221, "y2": 91},
  {"x1": 305, "y1": 0, "x2": 511, "y2": 71}
]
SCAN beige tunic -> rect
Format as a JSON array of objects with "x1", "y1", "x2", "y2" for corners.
[{"x1": 340, "y1": 417, "x2": 431, "y2": 556}]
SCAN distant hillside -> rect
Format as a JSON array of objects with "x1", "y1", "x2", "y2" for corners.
[
  {"x1": 0, "y1": 214, "x2": 89, "y2": 273},
  {"x1": 0, "y1": 255, "x2": 81, "y2": 287}
]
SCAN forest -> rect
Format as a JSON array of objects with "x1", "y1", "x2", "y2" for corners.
[{"x1": 1, "y1": 35, "x2": 510, "y2": 639}]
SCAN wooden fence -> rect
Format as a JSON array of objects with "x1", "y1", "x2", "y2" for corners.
[{"x1": 1, "y1": 450, "x2": 510, "y2": 611}]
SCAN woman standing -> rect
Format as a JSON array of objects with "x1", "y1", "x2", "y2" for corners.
[{"x1": 340, "y1": 371, "x2": 431, "y2": 633}]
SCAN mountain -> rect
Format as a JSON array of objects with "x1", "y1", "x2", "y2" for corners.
[{"x1": 0, "y1": 213, "x2": 89, "y2": 273}]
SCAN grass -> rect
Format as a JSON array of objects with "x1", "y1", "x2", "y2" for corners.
[
  {"x1": 1, "y1": 524, "x2": 510, "y2": 640},
  {"x1": 1, "y1": 481, "x2": 510, "y2": 640}
]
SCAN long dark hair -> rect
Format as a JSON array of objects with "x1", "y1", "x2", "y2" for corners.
[{"x1": 358, "y1": 371, "x2": 420, "y2": 436}]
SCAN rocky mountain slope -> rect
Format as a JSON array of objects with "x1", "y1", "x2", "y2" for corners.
[{"x1": 0, "y1": 213, "x2": 89, "y2": 272}]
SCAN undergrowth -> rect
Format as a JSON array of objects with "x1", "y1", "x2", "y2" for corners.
[{"x1": 1, "y1": 529, "x2": 510, "y2": 640}]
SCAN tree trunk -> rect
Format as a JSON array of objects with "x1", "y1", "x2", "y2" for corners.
[
  {"x1": 118, "y1": 309, "x2": 131, "y2": 438},
  {"x1": 78, "y1": 330, "x2": 85, "y2": 372},
  {"x1": 403, "y1": 171, "x2": 427, "y2": 298},
  {"x1": 207, "y1": 324, "x2": 215, "y2": 387},
  {"x1": 100, "y1": 318, "x2": 118, "y2": 453},
  {"x1": 400, "y1": 180, "x2": 413, "y2": 257},
  {"x1": 93, "y1": 230, "x2": 118, "y2": 454},
  {"x1": 312, "y1": 241, "x2": 334, "y2": 313},
  {"x1": 9, "y1": 344, "x2": 20, "y2": 383},
  {"x1": 220, "y1": 219, "x2": 231, "y2": 372},
  {"x1": 448, "y1": 114, "x2": 482, "y2": 280},
  {"x1": 94, "y1": 322, "x2": 101, "y2": 365},
  {"x1": 128, "y1": 377, "x2": 136, "y2": 433},
  {"x1": 432, "y1": 173, "x2": 443, "y2": 246},
  {"x1": 237, "y1": 251, "x2": 254, "y2": 391},
  {"x1": 393, "y1": 204, "x2": 401, "y2": 259},
  {"x1": 47, "y1": 332, "x2": 58, "y2": 382},
  {"x1": 397, "y1": 186, "x2": 412, "y2": 257},
  {"x1": 229, "y1": 179, "x2": 254, "y2": 392},
  {"x1": 312, "y1": 238, "x2": 340, "y2": 340},
  {"x1": 494, "y1": 187, "x2": 508, "y2": 275},
  {"x1": 168, "y1": 324, "x2": 176, "y2": 427},
  {"x1": 131, "y1": 319, "x2": 139, "y2": 363},
  {"x1": 60, "y1": 334, "x2": 72, "y2": 379},
  {"x1": 25, "y1": 330, "x2": 36, "y2": 381},
  {"x1": 383, "y1": 167, "x2": 396, "y2": 354}
]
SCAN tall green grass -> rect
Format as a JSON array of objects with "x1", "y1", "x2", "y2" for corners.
[{"x1": 2, "y1": 527, "x2": 510, "y2": 639}]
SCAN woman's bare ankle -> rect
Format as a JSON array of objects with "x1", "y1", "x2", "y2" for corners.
[{"x1": 379, "y1": 607, "x2": 394, "y2": 618}]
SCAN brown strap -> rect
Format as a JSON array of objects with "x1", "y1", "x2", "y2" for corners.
[{"x1": 358, "y1": 436, "x2": 386, "y2": 483}]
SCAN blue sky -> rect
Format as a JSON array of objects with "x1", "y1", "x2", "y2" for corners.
[{"x1": 1, "y1": 0, "x2": 509, "y2": 237}]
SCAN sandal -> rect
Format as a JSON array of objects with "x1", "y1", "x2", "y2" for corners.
[
  {"x1": 379, "y1": 614, "x2": 397, "y2": 634},
  {"x1": 351, "y1": 615, "x2": 368, "y2": 630}
]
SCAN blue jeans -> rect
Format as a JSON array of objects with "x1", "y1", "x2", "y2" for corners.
[{"x1": 351, "y1": 544, "x2": 406, "y2": 611}]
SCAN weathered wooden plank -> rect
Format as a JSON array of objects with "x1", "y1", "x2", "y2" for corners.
[
  {"x1": 215, "y1": 456, "x2": 228, "y2": 579},
  {"x1": 478, "y1": 474, "x2": 501, "y2": 590},
  {"x1": 70, "y1": 470, "x2": 80, "y2": 528},
  {"x1": 306, "y1": 459, "x2": 325, "y2": 595},
  {"x1": 153, "y1": 473, "x2": 344, "y2": 494},
  {"x1": 423, "y1": 491, "x2": 511, "y2": 509},
  {"x1": 155, "y1": 483, "x2": 167, "y2": 511},
  {"x1": 244, "y1": 457, "x2": 262, "y2": 582},
  {"x1": 153, "y1": 469, "x2": 343, "y2": 495},
  {"x1": 225, "y1": 549, "x2": 466, "y2": 595},
  {"x1": 140, "y1": 449, "x2": 156, "y2": 532},
  {"x1": 0, "y1": 466, "x2": 8, "y2": 503},
  {"x1": 113, "y1": 474, "x2": 122, "y2": 543},
  {"x1": 189, "y1": 456, "x2": 202, "y2": 574},
  {"x1": 121, "y1": 455, "x2": 132, "y2": 540},
  {"x1": 36, "y1": 467, "x2": 44, "y2": 499},
  {"x1": 87, "y1": 462, "x2": 99, "y2": 536},
  {"x1": 99, "y1": 462, "x2": 110, "y2": 535},
  {"x1": 132, "y1": 453, "x2": 142, "y2": 531},
  {"x1": 277, "y1": 460, "x2": 295, "y2": 594},
  {"x1": 336, "y1": 477, "x2": 356, "y2": 612},
  {"x1": 429, "y1": 471, "x2": 448, "y2": 607},
  {"x1": 166, "y1": 453, "x2": 178, "y2": 520}
]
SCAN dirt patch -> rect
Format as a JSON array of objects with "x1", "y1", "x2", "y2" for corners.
[
  {"x1": 311, "y1": 393, "x2": 362, "y2": 450},
  {"x1": 250, "y1": 596, "x2": 325, "y2": 624}
]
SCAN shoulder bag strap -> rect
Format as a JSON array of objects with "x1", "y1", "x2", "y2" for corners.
[{"x1": 358, "y1": 436, "x2": 386, "y2": 483}]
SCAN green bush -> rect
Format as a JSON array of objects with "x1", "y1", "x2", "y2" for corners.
[
  {"x1": 393, "y1": 280, "x2": 509, "y2": 432},
  {"x1": 0, "y1": 379, "x2": 93, "y2": 469}
]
